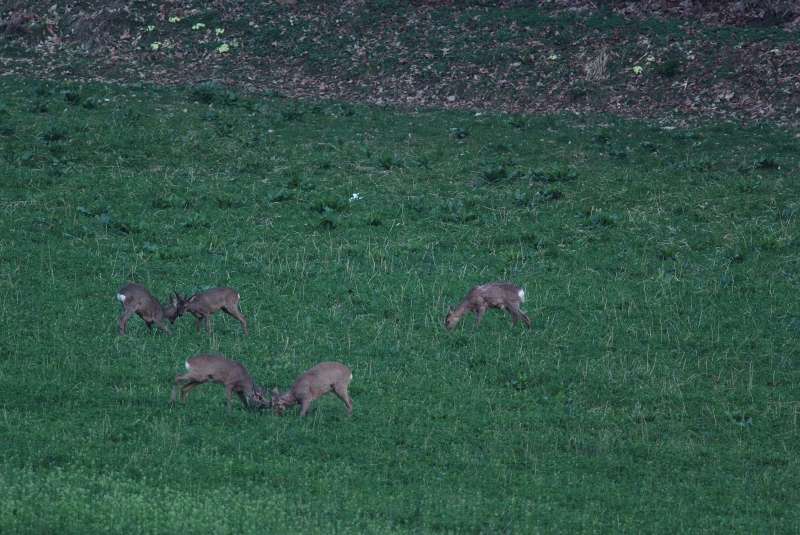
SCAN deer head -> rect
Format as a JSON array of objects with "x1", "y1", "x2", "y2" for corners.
[
  {"x1": 444, "y1": 308, "x2": 459, "y2": 330},
  {"x1": 270, "y1": 387, "x2": 289, "y2": 415},
  {"x1": 248, "y1": 385, "x2": 269, "y2": 408}
]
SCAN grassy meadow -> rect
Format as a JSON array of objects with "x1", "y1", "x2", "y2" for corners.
[{"x1": 1, "y1": 76, "x2": 799, "y2": 532}]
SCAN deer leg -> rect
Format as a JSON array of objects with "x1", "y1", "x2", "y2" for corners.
[
  {"x1": 474, "y1": 306, "x2": 487, "y2": 327},
  {"x1": 333, "y1": 384, "x2": 353, "y2": 416},
  {"x1": 236, "y1": 391, "x2": 249, "y2": 408},
  {"x1": 225, "y1": 385, "x2": 235, "y2": 413},
  {"x1": 171, "y1": 372, "x2": 195, "y2": 402},
  {"x1": 222, "y1": 306, "x2": 249, "y2": 336},
  {"x1": 171, "y1": 378, "x2": 198, "y2": 404},
  {"x1": 118, "y1": 309, "x2": 135, "y2": 336},
  {"x1": 204, "y1": 316, "x2": 213, "y2": 335},
  {"x1": 509, "y1": 303, "x2": 531, "y2": 329},
  {"x1": 507, "y1": 310, "x2": 518, "y2": 326},
  {"x1": 154, "y1": 318, "x2": 172, "y2": 335},
  {"x1": 299, "y1": 397, "x2": 313, "y2": 417},
  {"x1": 180, "y1": 382, "x2": 201, "y2": 401}
]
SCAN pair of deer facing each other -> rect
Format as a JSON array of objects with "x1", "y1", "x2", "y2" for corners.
[
  {"x1": 170, "y1": 354, "x2": 354, "y2": 417},
  {"x1": 116, "y1": 283, "x2": 248, "y2": 336}
]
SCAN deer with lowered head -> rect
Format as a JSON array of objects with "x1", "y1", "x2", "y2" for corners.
[
  {"x1": 176, "y1": 287, "x2": 249, "y2": 335},
  {"x1": 445, "y1": 282, "x2": 531, "y2": 330},
  {"x1": 116, "y1": 283, "x2": 180, "y2": 335},
  {"x1": 271, "y1": 362, "x2": 353, "y2": 417},
  {"x1": 170, "y1": 353, "x2": 267, "y2": 412}
]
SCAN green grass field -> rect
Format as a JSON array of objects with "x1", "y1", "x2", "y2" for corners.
[{"x1": 1, "y1": 76, "x2": 799, "y2": 532}]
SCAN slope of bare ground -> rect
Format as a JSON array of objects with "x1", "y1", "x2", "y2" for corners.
[{"x1": 1, "y1": 0, "x2": 798, "y2": 125}]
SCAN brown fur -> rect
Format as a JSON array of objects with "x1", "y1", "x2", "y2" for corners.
[
  {"x1": 176, "y1": 287, "x2": 248, "y2": 335},
  {"x1": 271, "y1": 362, "x2": 353, "y2": 417},
  {"x1": 170, "y1": 353, "x2": 267, "y2": 412},
  {"x1": 445, "y1": 282, "x2": 531, "y2": 330},
  {"x1": 116, "y1": 283, "x2": 179, "y2": 335}
]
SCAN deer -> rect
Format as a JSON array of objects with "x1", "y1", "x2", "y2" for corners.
[
  {"x1": 271, "y1": 362, "x2": 353, "y2": 417},
  {"x1": 170, "y1": 353, "x2": 268, "y2": 412},
  {"x1": 116, "y1": 283, "x2": 180, "y2": 335},
  {"x1": 444, "y1": 282, "x2": 531, "y2": 330},
  {"x1": 176, "y1": 287, "x2": 249, "y2": 336}
]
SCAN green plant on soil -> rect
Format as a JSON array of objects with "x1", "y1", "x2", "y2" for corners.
[{"x1": 0, "y1": 76, "x2": 798, "y2": 533}]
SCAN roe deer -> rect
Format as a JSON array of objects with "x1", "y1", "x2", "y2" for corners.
[
  {"x1": 445, "y1": 282, "x2": 531, "y2": 330},
  {"x1": 176, "y1": 287, "x2": 248, "y2": 335},
  {"x1": 271, "y1": 362, "x2": 353, "y2": 417},
  {"x1": 116, "y1": 283, "x2": 179, "y2": 335},
  {"x1": 170, "y1": 353, "x2": 267, "y2": 412}
]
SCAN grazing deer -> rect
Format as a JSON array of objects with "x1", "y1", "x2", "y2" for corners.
[
  {"x1": 170, "y1": 353, "x2": 267, "y2": 412},
  {"x1": 176, "y1": 287, "x2": 249, "y2": 335},
  {"x1": 445, "y1": 282, "x2": 531, "y2": 330},
  {"x1": 271, "y1": 362, "x2": 353, "y2": 417},
  {"x1": 116, "y1": 283, "x2": 179, "y2": 335}
]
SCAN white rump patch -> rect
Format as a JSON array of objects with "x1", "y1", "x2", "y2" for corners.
[
  {"x1": 116, "y1": 293, "x2": 126, "y2": 302},
  {"x1": 185, "y1": 361, "x2": 191, "y2": 370},
  {"x1": 518, "y1": 289, "x2": 525, "y2": 302},
  {"x1": 350, "y1": 373, "x2": 353, "y2": 381}
]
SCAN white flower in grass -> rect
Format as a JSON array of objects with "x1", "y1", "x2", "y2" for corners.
[
  {"x1": 215, "y1": 28, "x2": 225, "y2": 36},
  {"x1": 632, "y1": 65, "x2": 643, "y2": 75},
  {"x1": 349, "y1": 193, "x2": 362, "y2": 202},
  {"x1": 192, "y1": 22, "x2": 206, "y2": 31},
  {"x1": 168, "y1": 16, "x2": 181, "y2": 23},
  {"x1": 150, "y1": 42, "x2": 161, "y2": 51},
  {"x1": 145, "y1": 25, "x2": 155, "y2": 32},
  {"x1": 216, "y1": 43, "x2": 230, "y2": 54}
]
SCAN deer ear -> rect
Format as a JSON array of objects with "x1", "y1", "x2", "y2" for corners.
[
  {"x1": 271, "y1": 388, "x2": 280, "y2": 396},
  {"x1": 188, "y1": 295, "x2": 197, "y2": 302}
]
